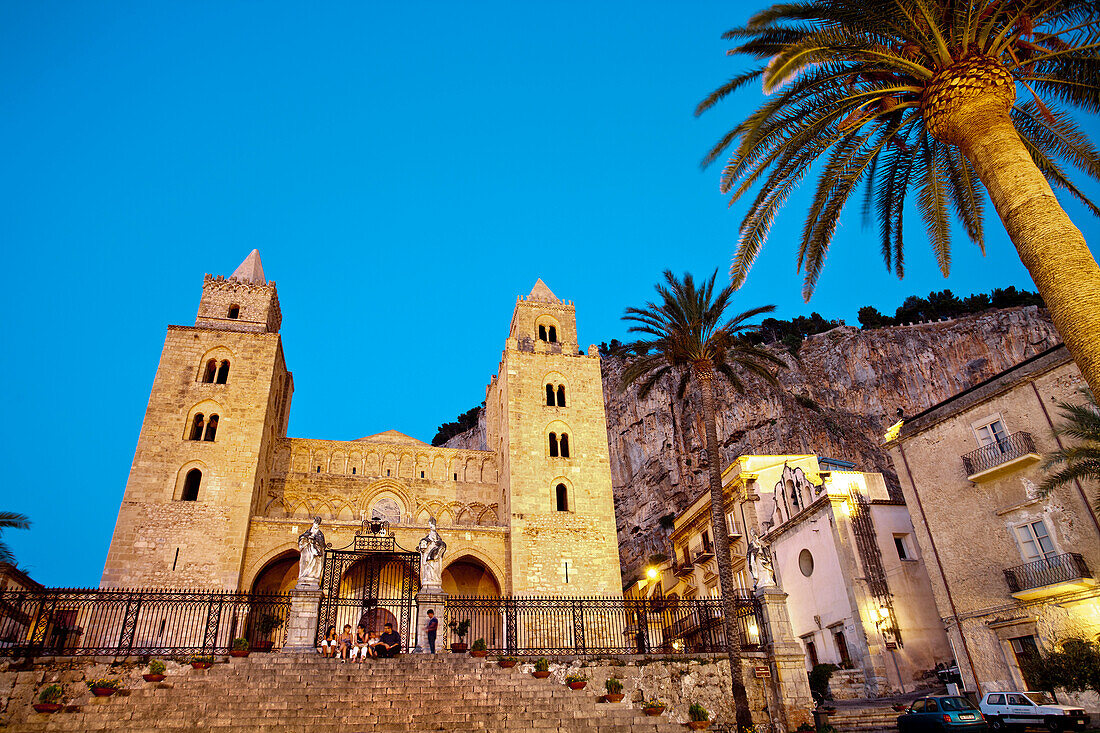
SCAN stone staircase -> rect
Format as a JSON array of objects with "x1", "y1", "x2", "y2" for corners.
[
  {"x1": 9, "y1": 654, "x2": 685, "y2": 732},
  {"x1": 826, "y1": 703, "x2": 904, "y2": 733}
]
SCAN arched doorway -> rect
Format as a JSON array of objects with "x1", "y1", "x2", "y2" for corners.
[
  {"x1": 442, "y1": 555, "x2": 502, "y2": 650},
  {"x1": 442, "y1": 556, "x2": 501, "y2": 597},
  {"x1": 251, "y1": 551, "x2": 299, "y2": 595}
]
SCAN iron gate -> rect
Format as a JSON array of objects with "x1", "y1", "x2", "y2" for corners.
[{"x1": 316, "y1": 531, "x2": 419, "y2": 652}]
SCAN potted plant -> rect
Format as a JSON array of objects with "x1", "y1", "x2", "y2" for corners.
[
  {"x1": 604, "y1": 677, "x2": 624, "y2": 703},
  {"x1": 230, "y1": 637, "x2": 250, "y2": 658},
  {"x1": 33, "y1": 684, "x2": 63, "y2": 713},
  {"x1": 642, "y1": 698, "x2": 666, "y2": 716},
  {"x1": 448, "y1": 619, "x2": 470, "y2": 653},
  {"x1": 688, "y1": 703, "x2": 711, "y2": 730},
  {"x1": 189, "y1": 654, "x2": 214, "y2": 669},
  {"x1": 532, "y1": 657, "x2": 551, "y2": 679},
  {"x1": 254, "y1": 614, "x2": 280, "y2": 652},
  {"x1": 497, "y1": 655, "x2": 518, "y2": 668},
  {"x1": 469, "y1": 638, "x2": 488, "y2": 658},
  {"x1": 796, "y1": 723, "x2": 816, "y2": 733},
  {"x1": 87, "y1": 678, "x2": 121, "y2": 697},
  {"x1": 565, "y1": 672, "x2": 588, "y2": 690},
  {"x1": 143, "y1": 660, "x2": 167, "y2": 683}
]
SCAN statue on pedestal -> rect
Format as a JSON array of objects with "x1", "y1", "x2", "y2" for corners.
[
  {"x1": 417, "y1": 517, "x2": 447, "y2": 591},
  {"x1": 747, "y1": 529, "x2": 776, "y2": 589},
  {"x1": 297, "y1": 517, "x2": 326, "y2": 589}
]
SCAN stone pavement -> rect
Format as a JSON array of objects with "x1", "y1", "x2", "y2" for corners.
[{"x1": 9, "y1": 653, "x2": 685, "y2": 732}]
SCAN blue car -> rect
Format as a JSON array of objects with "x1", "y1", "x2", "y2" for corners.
[{"x1": 898, "y1": 696, "x2": 989, "y2": 733}]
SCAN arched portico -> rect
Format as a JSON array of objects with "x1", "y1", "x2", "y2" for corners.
[
  {"x1": 442, "y1": 554, "x2": 502, "y2": 597},
  {"x1": 250, "y1": 549, "x2": 299, "y2": 595}
]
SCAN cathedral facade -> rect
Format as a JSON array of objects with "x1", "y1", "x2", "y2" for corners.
[{"x1": 102, "y1": 251, "x2": 623, "y2": 598}]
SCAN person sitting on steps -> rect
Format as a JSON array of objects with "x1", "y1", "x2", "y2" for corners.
[
  {"x1": 371, "y1": 622, "x2": 401, "y2": 658},
  {"x1": 336, "y1": 624, "x2": 354, "y2": 662},
  {"x1": 320, "y1": 625, "x2": 337, "y2": 658},
  {"x1": 352, "y1": 624, "x2": 370, "y2": 662}
]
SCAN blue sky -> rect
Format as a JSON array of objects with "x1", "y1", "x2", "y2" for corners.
[{"x1": 2, "y1": 1, "x2": 1097, "y2": 586}]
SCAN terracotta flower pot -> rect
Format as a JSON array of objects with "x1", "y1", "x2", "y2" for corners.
[
  {"x1": 229, "y1": 650, "x2": 250, "y2": 657},
  {"x1": 604, "y1": 693, "x2": 624, "y2": 703},
  {"x1": 643, "y1": 706, "x2": 665, "y2": 717},
  {"x1": 470, "y1": 649, "x2": 488, "y2": 658},
  {"x1": 498, "y1": 659, "x2": 517, "y2": 668},
  {"x1": 689, "y1": 722, "x2": 711, "y2": 730},
  {"x1": 532, "y1": 670, "x2": 551, "y2": 678},
  {"x1": 190, "y1": 662, "x2": 212, "y2": 670},
  {"x1": 91, "y1": 687, "x2": 117, "y2": 697},
  {"x1": 450, "y1": 643, "x2": 468, "y2": 653},
  {"x1": 567, "y1": 680, "x2": 587, "y2": 690},
  {"x1": 142, "y1": 674, "x2": 165, "y2": 683},
  {"x1": 33, "y1": 703, "x2": 62, "y2": 713}
]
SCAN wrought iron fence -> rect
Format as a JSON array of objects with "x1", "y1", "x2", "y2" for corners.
[
  {"x1": 443, "y1": 594, "x2": 766, "y2": 657},
  {"x1": 961, "y1": 431, "x2": 1037, "y2": 476},
  {"x1": 0, "y1": 588, "x2": 290, "y2": 657},
  {"x1": 1004, "y1": 552, "x2": 1093, "y2": 594}
]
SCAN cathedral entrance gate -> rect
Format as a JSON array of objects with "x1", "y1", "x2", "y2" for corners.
[{"x1": 316, "y1": 527, "x2": 419, "y2": 653}]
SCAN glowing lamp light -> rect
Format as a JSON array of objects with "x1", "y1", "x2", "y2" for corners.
[
  {"x1": 645, "y1": 567, "x2": 659, "y2": 581},
  {"x1": 671, "y1": 639, "x2": 685, "y2": 652},
  {"x1": 879, "y1": 606, "x2": 890, "y2": 620}
]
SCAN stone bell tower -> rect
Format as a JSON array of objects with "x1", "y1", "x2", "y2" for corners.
[
  {"x1": 485, "y1": 280, "x2": 623, "y2": 595},
  {"x1": 101, "y1": 250, "x2": 293, "y2": 590}
]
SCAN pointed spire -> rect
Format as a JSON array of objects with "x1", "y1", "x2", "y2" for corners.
[
  {"x1": 231, "y1": 249, "x2": 266, "y2": 284},
  {"x1": 528, "y1": 278, "x2": 558, "y2": 302}
]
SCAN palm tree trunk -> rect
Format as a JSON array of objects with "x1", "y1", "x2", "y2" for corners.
[
  {"x1": 695, "y1": 367, "x2": 754, "y2": 732},
  {"x1": 943, "y1": 91, "x2": 1100, "y2": 399}
]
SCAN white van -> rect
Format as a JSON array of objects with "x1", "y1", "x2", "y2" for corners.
[{"x1": 979, "y1": 692, "x2": 1089, "y2": 732}]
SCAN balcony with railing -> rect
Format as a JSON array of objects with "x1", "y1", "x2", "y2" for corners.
[
  {"x1": 961, "y1": 431, "x2": 1041, "y2": 482},
  {"x1": 1004, "y1": 552, "x2": 1097, "y2": 601}
]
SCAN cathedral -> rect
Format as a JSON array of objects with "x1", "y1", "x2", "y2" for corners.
[{"x1": 102, "y1": 251, "x2": 624, "y2": 598}]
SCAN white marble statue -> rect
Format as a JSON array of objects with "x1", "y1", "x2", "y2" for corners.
[
  {"x1": 746, "y1": 529, "x2": 776, "y2": 589},
  {"x1": 297, "y1": 517, "x2": 326, "y2": 589},
  {"x1": 417, "y1": 517, "x2": 447, "y2": 591}
]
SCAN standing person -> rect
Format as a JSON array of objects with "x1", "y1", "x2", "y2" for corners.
[
  {"x1": 371, "y1": 622, "x2": 401, "y2": 658},
  {"x1": 425, "y1": 610, "x2": 438, "y2": 654}
]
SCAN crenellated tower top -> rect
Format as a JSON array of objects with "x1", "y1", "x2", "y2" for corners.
[{"x1": 195, "y1": 249, "x2": 282, "y2": 333}]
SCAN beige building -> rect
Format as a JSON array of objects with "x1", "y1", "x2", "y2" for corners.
[
  {"x1": 887, "y1": 344, "x2": 1100, "y2": 712},
  {"x1": 650, "y1": 455, "x2": 951, "y2": 696},
  {"x1": 102, "y1": 251, "x2": 622, "y2": 599}
]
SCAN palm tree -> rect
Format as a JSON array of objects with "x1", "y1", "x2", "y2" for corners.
[
  {"x1": 0, "y1": 511, "x2": 30, "y2": 566},
  {"x1": 695, "y1": 0, "x2": 1100, "y2": 399},
  {"x1": 1039, "y1": 388, "x2": 1100, "y2": 504},
  {"x1": 619, "y1": 270, "x2": 785, "y2": 731}
]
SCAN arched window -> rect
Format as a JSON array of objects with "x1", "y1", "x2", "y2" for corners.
[
  {"x1": 202, "y1": 359, "x2": 217, "y2": 383},
  {"x1": 549, "y1": 432, "x2": 559, "y2": 458},
  {"x1": 203, "y1": 415, "x2": 219, "y2": 442},
  {"x1": 189, "y1": 414, "x2": 205, "y2": 441},
  {"x1": 215, "y1": 360, "x2": 230, "y2": 384},
  {"x1": 559, "y1": 433, "x2": 570, "y2": 458},
  {"x1": 548, "y1": 326, "x2": 558, "y2": 343},
  {"x1": 555, "y1": 483, "x2": 569, "y2": 512},
  {"x1": 556, "y1": 385, "x2": 566, "y2": 407},
  {"x1": 181, "y1": 469, "x2": 201, "y2": 501},
  {"x1": 538, "y1": 325, "x2": 547, "y2": 341},
  {"x1": 227, "y1": 304, "x2": 240, "y2": 319},
  {"x1": 546, "y1": 384, "x2": 555, "y2": 406}
]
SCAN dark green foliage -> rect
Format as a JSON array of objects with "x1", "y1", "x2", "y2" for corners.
[
  {"x1": 431, "y1": 405, "x2": 483, "y2": 447},
  {"x1": 0, "y1": 511, "x2": 30, "y2": 567},
  {"x1": 1019, "y1": 638, "x2": 1100, "y2": 696},
  {"x1": 1040, "y1": 389, "x2": 1100, "y2": 499},
  {"x1": 658, "y1": 513, "x2": 676, "y2": 531},
  {"x1": 746, "y1": 313, "x2": 841, "y2": 353},
  {"x1": 809, "y1": 663, "x2": 839, "y2": 702},
  {"x1": 598, "y1": 339, "x2": 624, "y2": 356},
  {"x1": 858, "y1": 306, "x2": 892, "y2": 329}
]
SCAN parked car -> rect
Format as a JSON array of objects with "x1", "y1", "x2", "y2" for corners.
[
  {"x1": 979, "y1": 691, "x2": 1089, "y2": 732},
  {"x1": 898, "y1": 696, "x2": 988, "y2": 733}
]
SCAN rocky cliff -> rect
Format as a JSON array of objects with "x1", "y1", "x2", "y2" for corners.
[{"x1": 447, "y1": 306, "x2": 1061, "y2": 585}]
